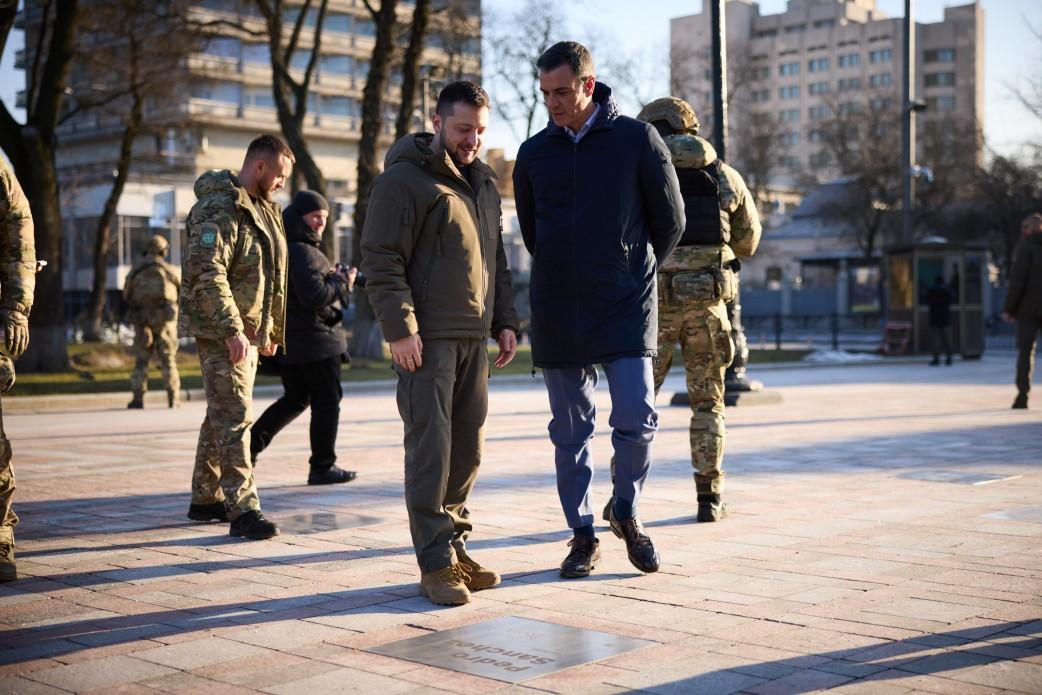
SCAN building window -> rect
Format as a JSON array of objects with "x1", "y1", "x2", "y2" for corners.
[
  {"x1": 779, "y1": 155, "x2": 800, "y2": 169},
  {"x1": 924, "y1": 72, "x2": 956, "y2": 87},
  {"x1": 785, "y1": 24, "x2": 806, "y2": 33},
  {"x1": 779, "y1": 62, "x2": 799, "y2": 76},
  {"x1": 780, "y1": 109, "x2": 800, "y2": 122},
  {"x1": 813, "y1": 19, "x2": 835, "y2": 29},
  {"x1": 321, "y1": 95, "x2": 358, "y2": 117},
  {"x1": 756, "y1": 29, "x2": 777, "y2": 38},
  {"x1": 808, "y1": 129, "x2": 825, "y2": 143},
  {"x1": 924, "y1": 48, "x2": 956, "y2": 63},
  {"x1": 869, "y1": 73, "x2": 893, "y2": 87},
  {"x1": 755, "y1": 66, "x2": 770, "y2": 80},
  {"x1": 751, "y1": 89, "x2": 770, "y2": 103},
  {"x1": 926, "y1": 95, "x2": 956, "y2": 111},
  {"x1": 838, "y1": 101, "x2": 860, "y2": 115},
  {"x1": 870, "y1": 97, "x2": 893, "y2": 110},
  {"x1": 326, "y1": 12, "x2": 351, "y2": 33},
  {"x1": 838, "y1": 53, "x2": 860, "y2": 67},
  {"x1": 808, "y1": 58, "x2": 830, "y2": 72},
  {"x1": 869, "y1": 49, "x2": 892, "y2": 64},
  {"x1": 242, "y1": 43, "x2": 269, "y2": 64},
  {"x1": 320, "y1": 54, "x2": 352, "y2": 75},
  {"x1": 808, "y1": 105, "x2": 828, "y2": 121},
  {"x1": 355, "y1": 17, "x2": 376, "y2": 36},
  {"x1": 192, "y1": 81, "x2": 241, "y2": 104},
  {"x1": 244, "y1": 87, "x2": 275, "y2": 109},
  {"x1": 808, "y1": 151, "x2": 830, "y2": 167},
  {"x1": 779, "y1": 85, "x2": 800, "y2": 100},
  {"x1": 809, "y1": 81, "x2": 829, "y2": 95},
  {"x1": 838, "y1": 77, "x2": 861, "y2": 90},
  {"x1": 780, "y1": 131, "x2": 800, "y2": 145},
  {"x1": 204, "y1": 37, "x2": 240, "y2": 58}
]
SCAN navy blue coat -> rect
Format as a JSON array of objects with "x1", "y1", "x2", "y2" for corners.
[{"x1": 513, "y1": 83, "x2": 685, "y2": 367}]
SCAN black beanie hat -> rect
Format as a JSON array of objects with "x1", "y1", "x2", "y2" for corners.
[{"x1": 290, "y1": 190, "x2": 329, "y2": 216}]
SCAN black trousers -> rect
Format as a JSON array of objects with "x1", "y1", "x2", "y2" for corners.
[
  {"x1": 1016, "y1": 317, "x2": 1042, "y2": 397},
  {"x1": 251, "y1": 355, "x2": 343, "y2": 468}
]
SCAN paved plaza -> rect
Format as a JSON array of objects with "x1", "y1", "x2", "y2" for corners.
[{"x1": 2, "y1": 356, "x2": 1041, "y2": 694}]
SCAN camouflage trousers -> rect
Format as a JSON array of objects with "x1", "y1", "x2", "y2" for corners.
[
  {"x1": 652, "y1": 270, "x2": 736, "y2": 495},
  {"x1": 130, "y1": 321, "x2": 180, "y2": 400},
  {"x1": 0, "y1": 399, "x2": 16, "y2": 543},
  {"x1": 190, "y1": 338, "x2": 261, "y2": 520}
]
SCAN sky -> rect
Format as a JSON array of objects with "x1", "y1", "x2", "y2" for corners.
[{"x1": 2, "y1": 0, "x2": 1039, "y2": 162}]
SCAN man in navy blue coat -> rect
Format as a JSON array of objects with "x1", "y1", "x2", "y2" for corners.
[{"x1": 513, "y1": 41, "x2": 685, "y2": 578}]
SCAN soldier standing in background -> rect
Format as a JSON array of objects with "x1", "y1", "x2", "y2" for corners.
[
  {"x1": 0, "y1": 157, "x2": 36, "y2": 582},
  {"x1": 180, "y1": 134, "x2": 290, "y2": 540},
  {"x1": 636, "y1": 97, "x2": 761, "y2": 523},
  {"x1": 123, "y1": 234, "x2": 181, "y2": 409}
]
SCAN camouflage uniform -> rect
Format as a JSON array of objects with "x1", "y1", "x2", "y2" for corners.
[
  {"x1": 0, "y1": 157, "x2": 36, "y2": 580},
  {"x1": 637, "y1": 98, "x2": 761, "y2": 506},
  {"x1": 124, "y1": 235, "x2": 181, "y2": 407},
  {"x1": 180, "y1": 170, "x2": 287, "y2": 520}
]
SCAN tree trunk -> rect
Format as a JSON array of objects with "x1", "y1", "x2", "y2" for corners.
[
  {"x1": 395, "y1": 0, "x2": 431, "y2": 139},
  {"x1": 350, "y1": 0, "x2": 399, "y2": 359},
  {"x1": 84, "y1": 94, "x2": 143, "y2": 341}
]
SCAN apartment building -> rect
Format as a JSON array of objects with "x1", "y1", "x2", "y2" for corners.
[
  {"x1": 14, "y1": 0, "x2": 481, "y2": 313},
  {"x1": 671, "y1": 0, "x2": 984, "y2": 192}
]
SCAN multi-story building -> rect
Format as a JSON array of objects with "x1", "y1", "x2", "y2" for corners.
[
  {"x1": 14, "y1": 0, "x2": 482, "y2": 316},
  {"x1": 671, "y1": 0, "x2": 984, "y2": 193}
]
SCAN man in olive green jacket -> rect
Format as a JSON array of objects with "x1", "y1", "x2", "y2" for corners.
[
  {"x1": 362, "y1": 81, "x2": 519, "y2": 606},
  {"x1": 180, "y1": 135, "x2": 290, "y2": 539},
  {"x1": 1004, "y1": 213, "x2": 1042, "y2": 409}
]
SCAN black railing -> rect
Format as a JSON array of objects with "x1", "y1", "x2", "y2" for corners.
[{"x1": 743, "y1": 313, "x2": 884, "y2": 352}]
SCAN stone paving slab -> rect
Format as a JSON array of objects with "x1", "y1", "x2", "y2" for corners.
[{"x1": 3, "y1": 355, "x2": 1041, "y2": 693}]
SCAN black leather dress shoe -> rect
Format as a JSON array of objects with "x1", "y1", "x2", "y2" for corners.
[
  {"x1": 608, "y1": 508, "x2": 660, "y2": 573},
  {"x1": 307, "y1": 465, "x2": 357, "y2": 485},
  {"x1": 559, "y1": 536, "x2": 601, "y2": 578}
]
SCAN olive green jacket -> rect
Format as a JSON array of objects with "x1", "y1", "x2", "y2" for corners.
[
  {"x1": 361, "y1": 133, "x2": 519, "y2": 342},
  {"x1": 0, "y1": 157, "x2": 35, "y2": 319},
  {"x1": 178, "y1": 170, "x2": 287, "y2": 347}
]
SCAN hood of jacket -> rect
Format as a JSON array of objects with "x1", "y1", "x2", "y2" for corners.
[
  {"x1": 284, "y1": 206, "x2": 321, "y2": 246},
  {"x1": 545, "y1": 81, "x2": 620, "y2": 137},
  {"x1": 663, "y1": 134, "x2": 716, "y2": 169},
  {"x1": 382, "y1": 132, "x2": 496, "y2": 185}
]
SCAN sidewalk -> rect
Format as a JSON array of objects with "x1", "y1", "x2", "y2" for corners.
[{"x1": 2, "y1": 355, "x2": 1040, "y2": 693}]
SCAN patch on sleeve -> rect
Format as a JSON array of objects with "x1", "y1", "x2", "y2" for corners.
[{"x1": 199, "y1": 223, "x2": 219, "y2": 248}]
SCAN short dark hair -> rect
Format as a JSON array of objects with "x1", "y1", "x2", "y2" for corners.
[
  {"x1": 435, "y1": 80, "x2": 491, "y2": 117},
  {"x1": 536, "y1": 41, "x2": 594, "y2": 78},
  {"x1": 1022, "y1": 212, "x2": 1042, "y2": 226},
  {"x1": 245, "y1": 134, "x2": 295, "y2": 164}
]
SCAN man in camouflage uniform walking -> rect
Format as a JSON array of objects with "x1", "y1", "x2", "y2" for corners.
[
  {"x1": 124, "y1": 234, "x2": 181, "y2": 409},
  {"x1": 180, "y1": 134, "x2": 290, "y2": 540},
  {"x1": 637, "y1": 97, "x2": 761, "y2": 522},
  {"x1": 0, "y1": 157, "x2": 36, "y2": 581}
]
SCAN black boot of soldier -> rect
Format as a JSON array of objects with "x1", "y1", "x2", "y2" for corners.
[{"x1": 697, "y1": 494, "x2": 727, "y2": 522}]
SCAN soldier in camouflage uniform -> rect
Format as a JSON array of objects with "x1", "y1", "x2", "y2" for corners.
[
  {"x1": 637, "y1": 97, "x2": 761, "y2": 522},
  {"x1": 0, "y1": 157, "x2": 36, "y2": 582},
  {"x1": 180, "y1": 134, "x2": 291, "y2": 540},
  {"x1": 124, "y1": 234, "x2": 181, "y2": 409}
]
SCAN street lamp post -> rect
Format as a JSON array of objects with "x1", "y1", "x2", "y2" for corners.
[{"x1": 902, "y1": 0, "x2": 916, "y2": 244}]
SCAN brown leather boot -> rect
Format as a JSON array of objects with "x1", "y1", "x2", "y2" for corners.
[
  {"x1": 455, "y1": 548, "x2": 501, "y2": 591},
  {"x1": 419, "y1": 564, "x2": 471, "y2": 605}
]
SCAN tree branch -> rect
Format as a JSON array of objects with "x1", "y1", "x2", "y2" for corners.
[{"x1": 32, "y1": 0, "x2": 80, "y2": 136}]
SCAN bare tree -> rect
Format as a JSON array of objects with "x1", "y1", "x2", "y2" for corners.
[
  {"x1": 433, "y1": 0, "x2": 480, "y2": 82},
  {"x1": 350, "y1": 0, "x2": 400, "y2": 359},
  {"x1": 0, "y1": 0, "x2": 79, "y2": 372},
  {"x1": 1011, "y1": 21, "x2": 1042, "y2": 126},
  {"x1": 69, "y1": 0, "x2": 204, "y2": 341},
  {"x1": 733, "y1": 111, "x2": 787, "y2": 207},
  {"x1": 395, "y1": 0, "x2": 431, "y2": 139},
  {"x1": 484, "y1": 0, "x2": 563, "y2": 141},
  {"x1": 974, "y1": 152, "x2": 1042, "y2": 277}
]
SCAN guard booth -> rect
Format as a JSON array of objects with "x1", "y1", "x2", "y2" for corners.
[{"x1": 884, "y1": 238, "x2": 988, "y2": 357}]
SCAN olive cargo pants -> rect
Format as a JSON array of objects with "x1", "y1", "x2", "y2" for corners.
[{"x1": 395, "y1": 338, "x2": 488, "y2": 574}]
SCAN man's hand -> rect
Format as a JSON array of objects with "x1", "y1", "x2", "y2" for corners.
[
  {"x1": 1002, "y1": 312, "x2": 1014, "y2": 323},
  {"x1": 258, "y1": 343, "x2": 277, "y2": 357},
  {"x1": 3, "y1": 310, "x2": 29, "y2": 359},
  {"x1": 390, "y1": 333, "x2": 423, "y2": 372},
  {"x1": 494, "y1": 328, "x2": 517, "y2": 368},
  {"x1": 225, "y1": 332, "x2": 250, "y2": 364}
]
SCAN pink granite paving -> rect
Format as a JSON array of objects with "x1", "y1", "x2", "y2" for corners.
[{"x1": 2, "y1": 355, "x2": 1041, "y2": 693}]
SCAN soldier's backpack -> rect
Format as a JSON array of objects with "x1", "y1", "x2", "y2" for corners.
[{"x1": 675, "y1": 159, "x2": 731, "y2": 248}]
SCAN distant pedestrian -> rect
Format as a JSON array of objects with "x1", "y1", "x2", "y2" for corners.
[
  {"x1": 180, "y1": 134, "x2": 291, "y2": 539},
  {"x1": 251, "y1": 190, "x2": 357, "y2": 485},
  {"x1": 924, "y1": 275, "x2": 954, "y2": 366},
  {"x1": 362, "y1": 81, "x2": 519, "y2": 605},
  {"x1": 123, "y1": 234, "x2": 181, "y2": 408},
  {"x1": 1003, "y1": 212, "x2": 1042, "y2": 409},
  {"x1": 513, "y1": 42, "x2": 684, "y2": 579},
  {"x1": 0, "y1": 156, "x2": 36, "y2": 582}
]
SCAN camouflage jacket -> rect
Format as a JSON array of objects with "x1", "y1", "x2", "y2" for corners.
[
  {"x1": 0, "y1": 157, "x2": 36, "y2": 318},
  {"x1": 660, "y1": 134, "x2": 762, "y2": 273},
  {"x1": 123, "y1": 255, "x2": 180, "y2": 326},
  {"x1": 179, "y1": 170, "x2": 287, "y2": 347}
]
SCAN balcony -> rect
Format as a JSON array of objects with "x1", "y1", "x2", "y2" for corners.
[
  {"x1": 14, "y1": 48, "x2": 25, "y2": 70},
  {"x1": 185, "y1": 98, "x2": 240, "y2": 120},
  {"x1": 15, "y1": 90, "x2": 26, "y2": 109}
]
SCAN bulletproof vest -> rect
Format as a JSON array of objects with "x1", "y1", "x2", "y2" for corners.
[
  {"x1": 129, "y1": 261, "x2": 177, "y2": 307},
  {"x1": 675, "y1": 159, "x2": 730, "y2": 247}
]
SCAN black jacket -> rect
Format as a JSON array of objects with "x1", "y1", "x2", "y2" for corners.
[
  {"x1": 925, "y1": 282, "x2": 954, "y2": 327},
  {"x1": 513, "y1": 82, "x2": 685, "y2": 367},
  {"x1": 1004, "y1": 233, "x2": 1042, "y2": 321},
  {"x1": 281, "y1": 209, "x2": 348, "y2": 365}
]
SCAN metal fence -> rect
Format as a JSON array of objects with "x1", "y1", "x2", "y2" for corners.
[{"x1": 742, "y1": 314, "x2": 884, "y2": 352}]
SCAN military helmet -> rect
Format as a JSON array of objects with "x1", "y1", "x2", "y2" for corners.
[
  {"x1": 145, "y1": 234, "x2": 169, "y2": 256},
  {"x1": 636, "y1": 97, "x2": 700, "y2": 135}
]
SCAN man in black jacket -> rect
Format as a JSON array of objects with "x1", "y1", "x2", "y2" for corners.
[
  {"x1": 1003, "y1": 213, "x2": 1042, "y2": 409},
  {"x1": 250, "y1": 190, "x2": 356, "y2": 484},
  {"x1": 924, "y1": 276, "x2": 954, "y2": 366},
  {"x1": 513, "y1": 41, "x2": 685, "y2": 579}
]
